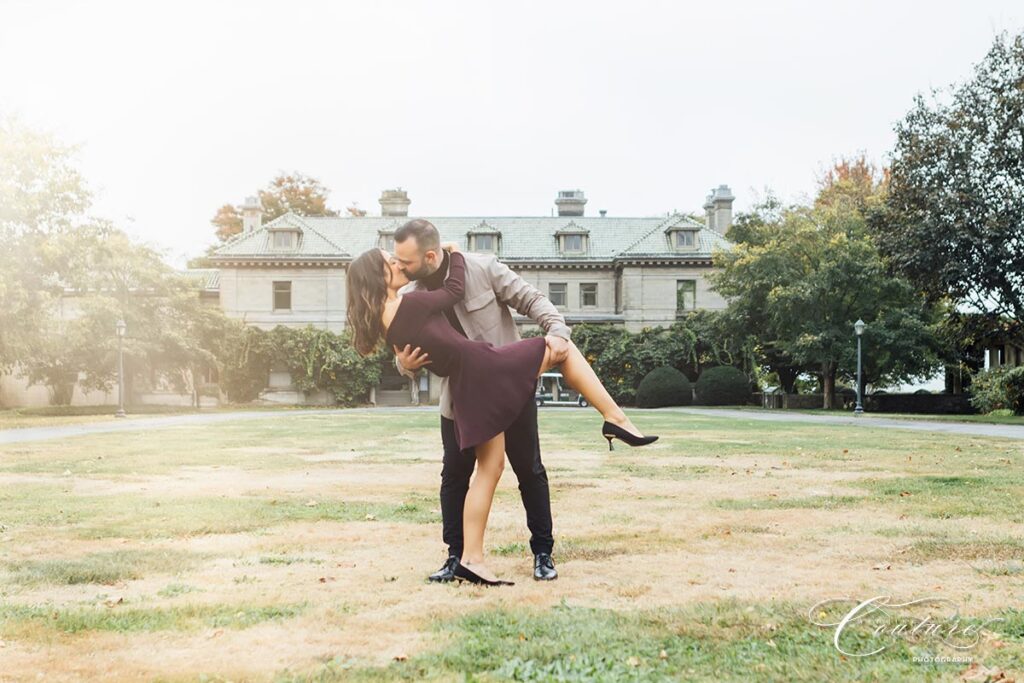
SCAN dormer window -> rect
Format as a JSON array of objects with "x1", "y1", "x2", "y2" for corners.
[
  {"x1": 556, "y1": 221, "x2": 589, "y2": 255},
  {"x1": 270, "y1": 229, "x2": 299, "y2": 250},
  {"x1": 563, "y1": 234, "x2": 584, "y2": 252},
  {"x1": 671, "y1": 229, "x2": 697, "y2": 250},
  {"x1": 378, "y1": 231, "x2": 396, "y2": 251},
  {"x1": 472, "y1": 233, "x2": 496, "y2": 252},
  {"x1": 466, "y1": 221, "x2": 501, "y2": 254},
  {"x1": 664, "y1": 218, "x2": 700, "y2": 251}
]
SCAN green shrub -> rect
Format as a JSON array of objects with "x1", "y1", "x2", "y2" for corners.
[
  {"x1": 694, "y1": 366, "x2": 752, "y2": 405},
  {"x1": 635, "y1": 366, "x2": 692, "y2": 408},
  {"x1": 566, "y1": 318, "x2": 753, "y2": 406},
  {"x1": 969, "y1": 367, "x2": 1010, "y2": 414},
  {"x1": 221, "y1": 326, "x2": 383, "y2": 406},
  {"x1": 1005, "y1": 366, "x2": 1024, "y2": 415}
]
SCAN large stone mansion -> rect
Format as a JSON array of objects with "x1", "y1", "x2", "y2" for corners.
[
  {"x1": 201, "y1": 186, "x2": 737, "y2": 403},
  {"x1": 208, "y1": 186, "x2": 736, "y2": 330}
]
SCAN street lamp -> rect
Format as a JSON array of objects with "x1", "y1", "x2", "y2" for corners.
[
  {"x1": 115, "y1": 319, "x2": 127, "y2": 418},
  {"x1": 854, "y1": 319, "x2": 866, "y2": 416}
]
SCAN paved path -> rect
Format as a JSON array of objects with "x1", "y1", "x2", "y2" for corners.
[
  {"x1": 0, "y1": 407, "x2": 435, "y2": 445},
  {"x1": 667, "y1": 407, "x2": 1024, "y2": 440},
  {"x1": 1, "y1": 405, "x2": 1022, "y2": 444}
]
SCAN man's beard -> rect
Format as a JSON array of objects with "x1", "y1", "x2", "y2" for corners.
[{"x1": 404, "y1": 263, "x2": 433, "y2": 281}]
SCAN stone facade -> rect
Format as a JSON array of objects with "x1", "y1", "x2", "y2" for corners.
[{"x1": 217, "y1": 266, "x2": 347, "y2": 333}]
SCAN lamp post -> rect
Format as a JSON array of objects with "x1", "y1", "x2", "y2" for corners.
[
  {"x1": 115, "y1": 319, "x2": 127, "y2": 418},
  {"x1": 854, "y1": 319, "x2": 865, "y2": 415}
]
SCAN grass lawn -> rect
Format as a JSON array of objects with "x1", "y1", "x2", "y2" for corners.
[{"x1": 0, "y1": 409, "x2": 1022, "y2": 681}]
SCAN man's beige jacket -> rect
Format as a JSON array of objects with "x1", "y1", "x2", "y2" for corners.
[{"x1": 395, "y1": 251, "x2": 571, "y2": 420}]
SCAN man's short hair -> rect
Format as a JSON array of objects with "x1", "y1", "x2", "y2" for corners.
[{"x1": 394, "y1": 219, "x2": 440, "y2": 254}]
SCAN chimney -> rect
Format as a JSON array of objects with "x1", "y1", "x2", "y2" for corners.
[
  {"x1": 555, "y1": 189, "x2": 586, "y2": 217},
  {"x1": 379, "y1": 188, "x2": 411, "y2": 217},
  {"x1": 599, "y1": 209, "x2": 607, "y2": 217},
  {"x1": 242, "y1": 196, "x2": 262, "y2": 233},
  {"x1": 704, "y1": 185, "x2": 734, "y2": 234}
]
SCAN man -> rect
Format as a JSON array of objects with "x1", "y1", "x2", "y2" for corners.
[{"x1": 391, "y1": 218, "x2": 569, "y2": 581}]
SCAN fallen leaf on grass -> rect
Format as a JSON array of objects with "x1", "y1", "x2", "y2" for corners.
[
  {"x1": 872, "y1": 563, "x2": 891, "y2": 571},
  {"x1": 960, "y1": 662, "x2": 1011, "y2": 682},
  {"x1": 393, "y1": 653, "x2": 408, "y2": 662}
]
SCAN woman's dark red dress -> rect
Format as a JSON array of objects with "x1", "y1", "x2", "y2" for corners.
[{"x1": 384, "y1": 251, "x2": 547, "y2": 451}]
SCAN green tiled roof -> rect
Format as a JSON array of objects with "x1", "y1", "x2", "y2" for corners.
[
  {"x1": 211, "y1": 212, "x2": 732, "y2": 262},
  {"x1": 183, "y1": 268, "x2": 220, "y2": 290}
]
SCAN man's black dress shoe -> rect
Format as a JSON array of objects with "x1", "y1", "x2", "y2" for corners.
[
  {"x1": 534, "y1": 552, "x2": 558, "y2": 581},
  {"x1": 453, "y1": 561, "x2": 514, "y2": 586},
  {"x1": 428, "y1": 556, "x2": 459, "y2": 583}
]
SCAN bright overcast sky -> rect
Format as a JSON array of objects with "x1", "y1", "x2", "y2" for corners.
[{"x1": 2, "y1": 0, "x2": 1022, "y2": 267}]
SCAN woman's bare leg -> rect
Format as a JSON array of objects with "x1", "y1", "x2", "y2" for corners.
[
  {"x1": 538, "y1": 341, "x2": 646, "y2": 437},
  {"x1": 460, "y1": 432, "x2": 505, "y2": 582}
]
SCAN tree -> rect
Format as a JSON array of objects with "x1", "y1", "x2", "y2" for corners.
[
  {"x1": 725, "y1": 192, "x2": 784, "y2": 246},
  {"x1": 816, "y1": 153, "x2": 889, "y2": 215},
  {"x1": 716, "y1": 196, "x2": 802, "y2": 392},
  {"x1": 875, "y1": 32, "x2": 1024, "y2": 327},
  {"x1": 0, "y1": 117, "x2": 92, "y2": 373},
  {"x1": 21, "y1": 225, "x2": 239, "y2": 406},
  {"x1": 211, "y1": 172, "x2": 339, "y2": 241},
  {"x1": 211, "y1": 204, "x2": 243, "y2": 242},
  {"x1": 712, "y1": 200, "x2": 941, "y2": 408},
  {"x1": 0, "y1": 116, "x2": 91, "y2": 237}
]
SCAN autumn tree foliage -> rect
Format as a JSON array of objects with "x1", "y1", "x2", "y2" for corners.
[{"x1": 212, "y1": 172, "x2": 339, "y2": 241}]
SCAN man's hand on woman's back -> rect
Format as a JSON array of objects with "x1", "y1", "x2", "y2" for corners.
[{"x1": 395, "y1": 344, "x2": 431, "y2": 371}]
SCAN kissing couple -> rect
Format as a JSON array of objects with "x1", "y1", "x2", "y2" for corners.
[{"x1": 346, "y1": 219, "x2": 658, "y2": 586}]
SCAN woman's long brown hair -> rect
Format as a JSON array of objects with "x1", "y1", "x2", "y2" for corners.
[{"x1": 346, "y1": 248, "x2": 389, "y2": 356}]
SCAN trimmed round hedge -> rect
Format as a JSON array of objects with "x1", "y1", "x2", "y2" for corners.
[
  {"x1": 694, "y1": 366, "x2": 752, "y2": 405},
  {"x1": 635, "y1": 366, "x2": 693, "y2": 408}
]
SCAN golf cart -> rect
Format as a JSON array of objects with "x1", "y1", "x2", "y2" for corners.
[{"x1": 535, "y1": 371, "x2": 589, "y2": 407}]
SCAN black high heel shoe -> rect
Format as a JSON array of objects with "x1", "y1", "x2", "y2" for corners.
[
  {"x1": 453, "y1": 561, "x2": 515, "y2": 586},
  {"x1": 602, "y1": 421, "x2": 659, "y2": 451}
]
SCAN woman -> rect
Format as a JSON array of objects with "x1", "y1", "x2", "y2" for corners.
[{"x1": 347, "y1": 244, "x2": 657, "y2": 585}]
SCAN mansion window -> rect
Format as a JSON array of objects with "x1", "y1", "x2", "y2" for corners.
[
  {"x1": 672, "y1": 229, "x2": 697, "y2": 250},
  {"x1": 580, "y1": 282, "x2": 597, "y2": 307},
  {"x1": 471, "y1": 233, "x2": 498, "y2": 252},
  {"x1": 676, "y1": 279, "x2": 696, "y2": 314},
  {"x1": 560, "y1": 234, "x2": 586, "y2": 254},
  {"x1": 549, "y1": 282, "x2": 567, "y2": 307},
  {"x1": 272, "y1": 230, "x2": 298, "y2": 250},
  {"x1": 273, "y1": 281, "x2": 292, "y2": 311}
]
